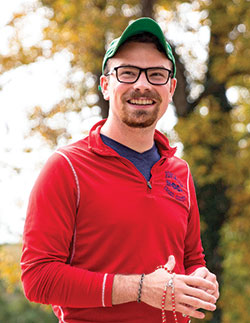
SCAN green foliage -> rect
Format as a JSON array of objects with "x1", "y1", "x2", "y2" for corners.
[
  {"x1": 175, "y1": 99, "x2": 233, "y2": 288},
  {"x1": 176, "y1": 93, "x2": 250, "y2": 322},
  {"x1": 206, "y1": 0, "x2": 250, "y2": 84},
  {"x1": 176, "y1": 101, "x2": 235, "y2": 186},
  {"x1": 219, "y1": 99, "x2": 250, "y2": 322},
  {"x1": 174, "y1": 1, "x2": 250, "y2": 321},
  {"x1": 42, "y1": 0, "x2": 139, "y2": 73},
  {"x1": 220, "y1": 216, "x2": 250, "y2": 323},
  {"x1": 0, "y1": 283, "x2": 57, "y2": 323},
  {"x1": 0, "y1": 246, "x2": 57, "y2": 323}
]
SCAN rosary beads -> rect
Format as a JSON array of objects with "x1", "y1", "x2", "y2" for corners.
[{"x1": 157, "y1": 265, "x2": 191, "y2": 323}]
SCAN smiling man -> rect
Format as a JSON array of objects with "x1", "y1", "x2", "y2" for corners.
[
  {"x1": 21, "y1": 18, "x2": 219, "y2": 323},
  {"x1": 100, "y1": 39, "x2": 176, "y2": 151}
]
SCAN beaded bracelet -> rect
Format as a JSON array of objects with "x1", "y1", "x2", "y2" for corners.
[
  {"x1": 137, "y1": 273, "x2": 145, "y2": 303},
  {"x1": 157, "y1": 265, "x2": 172, "y2": 273}
]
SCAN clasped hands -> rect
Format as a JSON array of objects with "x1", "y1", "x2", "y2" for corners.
[{"x1": 141, "y1": 256, "x2": 219, "y2": 320}]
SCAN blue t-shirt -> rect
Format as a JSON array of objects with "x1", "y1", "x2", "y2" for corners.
[{"x1": 100, "y1": 134, "x2": 161, "y2": 181}]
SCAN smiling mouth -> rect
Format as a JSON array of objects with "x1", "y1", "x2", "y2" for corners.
[{"x1": 127, "y1": 99, "x2": 155, "y2": 105}]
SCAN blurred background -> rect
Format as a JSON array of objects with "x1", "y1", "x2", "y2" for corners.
[{"x1": 0, "y1": 0, "x2": 249, "y2": 322}]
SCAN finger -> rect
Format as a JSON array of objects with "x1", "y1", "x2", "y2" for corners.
[
  {"x1": 177, "y1": 303, "x2": 206, "y2": 320},
  {"x1": 180, "y1": 294, "x2": 216, "y2": 312},
  {"x1": 206, "y1": 272, "x2": 217, "y2": 285},
  {"x1": 206, "y1": 285, "x2": 219, "y2": 297},
  {"x1": 164, "y1": 255, "x2": 175, "y2": 272},
  {"x1": 191, "y1": 268, "x2": 207, "y2": 279},
  {"x1": 184, "y1": 285, "x2": 217, "y2": 304},
  {"x1": 215, "y1": 281, "x2": 220, "y2": 299},
  {"x1": 203, "y1": 273, "x2": 219, "y2": 296},
  {"x1": 184, "y1": 276, "x2": 216, "y2": 292},
  {"x1": 210, "y1": 282, "x2": 220, "y2": 300},
  {"x1": 211, "y1": 290, "x2": 220, "y2": 300},
  {"x1": 198, "y1": 271, "x2": 207, "y2": 279},
  {"x1": 192, "y1": 270, "x2": 219, "y2": 296}
]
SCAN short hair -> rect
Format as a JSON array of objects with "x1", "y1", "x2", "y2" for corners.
[{"x1": 104, "y1": 32, "x2": 173, "y2": 75}]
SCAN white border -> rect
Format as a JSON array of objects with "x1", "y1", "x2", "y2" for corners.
[
  {"x1": 55, "y1": 151, "x2": 80, "y2": 208},
  {"x1": 102, "y1": 273, "x2": 108, "y2": 307}
]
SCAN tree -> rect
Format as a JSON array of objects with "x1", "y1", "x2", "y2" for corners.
[
  {"x1": 219, "y1": 96, "x2": 250, "y2": 323},
  {"x1": 174, "y1": 1, "x2": 250, "y2": 321}
]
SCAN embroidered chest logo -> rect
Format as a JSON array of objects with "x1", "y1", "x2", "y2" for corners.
[{"x1": 164, "y1": 171, "x2": 186, "y2": 202}]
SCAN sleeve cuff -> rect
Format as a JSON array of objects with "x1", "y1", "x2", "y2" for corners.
[{"x1": 102, "y1": 273, "x2": 115, "y2": 307}]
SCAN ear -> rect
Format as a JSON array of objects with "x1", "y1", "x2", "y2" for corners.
[
  {"x1": 168, "y1": 77, "x2": 177, "y2": 103},
  {"x1": 100, "y1": 75, "x2": 110, "y2": 101}
]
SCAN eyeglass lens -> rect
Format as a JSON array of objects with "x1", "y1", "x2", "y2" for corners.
[{"x1": 116, "y1": 66, "x2": 170, "y2": 85}]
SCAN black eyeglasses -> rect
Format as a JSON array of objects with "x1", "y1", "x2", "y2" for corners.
[{"x1": 105, "y1": 65, "x2": 173, "y2": 85}]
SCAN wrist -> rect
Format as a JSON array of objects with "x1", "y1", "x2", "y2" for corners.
[
  {"x1": 140, "y1": 270, "x2": 172, "y2": 309},
  {"x1": 140, "y1": 273, "x2": 158, "y2": 305},
  {"x1": 137, "y1": 273, "x2": 145, "y2": 303},
  {"x1": 112, "y1": 274, "x2": 141, "y2": 305}
]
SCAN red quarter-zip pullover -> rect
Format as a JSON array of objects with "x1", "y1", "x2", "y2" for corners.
[{"x1": 21, "y1": 119, "x2": 205, "y2": 322}]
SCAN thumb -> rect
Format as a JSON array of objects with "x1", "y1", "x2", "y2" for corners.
[{"x1": 164, "y1": 255, "x2": 176, "y2": 272}]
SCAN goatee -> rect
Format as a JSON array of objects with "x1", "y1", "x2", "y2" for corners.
[{"x1": 121, "y1": 89, "x2": 161, "y2": 128}]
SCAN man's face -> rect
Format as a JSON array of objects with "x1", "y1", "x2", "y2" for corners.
[{"x1": 101, "y1": 41, "x2": 176, "y2": 129}]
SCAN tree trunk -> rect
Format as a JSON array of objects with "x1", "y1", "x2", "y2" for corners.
[{"x1": 140, "y1": 0, "x2": 156, "y2": 18}]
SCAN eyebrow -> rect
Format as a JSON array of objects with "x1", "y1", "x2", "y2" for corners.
[{"x1": 117, "y1": 64, "x2": 169, "y2": 69}]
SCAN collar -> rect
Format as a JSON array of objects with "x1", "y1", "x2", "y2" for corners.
[{"x1": 88, "y1": 119, "x2": 176, "y2": 158}]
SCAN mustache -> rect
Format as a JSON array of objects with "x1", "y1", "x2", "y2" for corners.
[{"x1": 122, "y1": 89, "x2": 161, "y2": 102}]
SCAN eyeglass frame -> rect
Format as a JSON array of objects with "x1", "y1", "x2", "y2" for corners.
[{"x1": 104, "y1": 65, "x2": 174, "y2": 86}]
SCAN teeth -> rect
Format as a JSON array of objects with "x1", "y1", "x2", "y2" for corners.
[{"x1": 130, "y1": 99, "x2": 153, "y2": 105}]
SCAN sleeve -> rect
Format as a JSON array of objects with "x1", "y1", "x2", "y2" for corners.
[
  {"x1": 20, "y1": 152, "x2": 114, "y2": 308},
  {"x1": 184, "y1": 169, "x2": 206, "y2": 275}
]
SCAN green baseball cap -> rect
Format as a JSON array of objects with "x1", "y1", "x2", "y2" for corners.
[{"x1": 102, "y1": 17, "x2": 176, "y2": 78}]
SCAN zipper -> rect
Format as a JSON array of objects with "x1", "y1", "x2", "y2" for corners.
[
  {"x1": 113, "y1": 155, "x2": 166, "y2": 192},
  {"x1": 147, "y1": 181, "x2": 152, "y2": 189}
]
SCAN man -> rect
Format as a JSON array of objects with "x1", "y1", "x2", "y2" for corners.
[{"x1": 21, "y1": 18, "x2": 219, "y2": 323}]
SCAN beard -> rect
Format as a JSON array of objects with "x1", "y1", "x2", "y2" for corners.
[
  {"x1": 120, "y1": 89, "x2": 161, "y2": 128},
  {"x1": 121, "y1": 105, "x2": 160, "y2": 128}
]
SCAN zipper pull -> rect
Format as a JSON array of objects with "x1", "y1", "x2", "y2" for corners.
[{"x1": 147, "y1": 181, "x2": 152, "y2": 189}]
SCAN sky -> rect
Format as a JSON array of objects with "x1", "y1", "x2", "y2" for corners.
[{"x1": 0, "y1": 0, "x2": 182, "y2": 244}]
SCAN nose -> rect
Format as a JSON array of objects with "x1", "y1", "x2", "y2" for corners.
[{"x1": 133, "y1": 70, "x2": 151, "y2": 91}]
